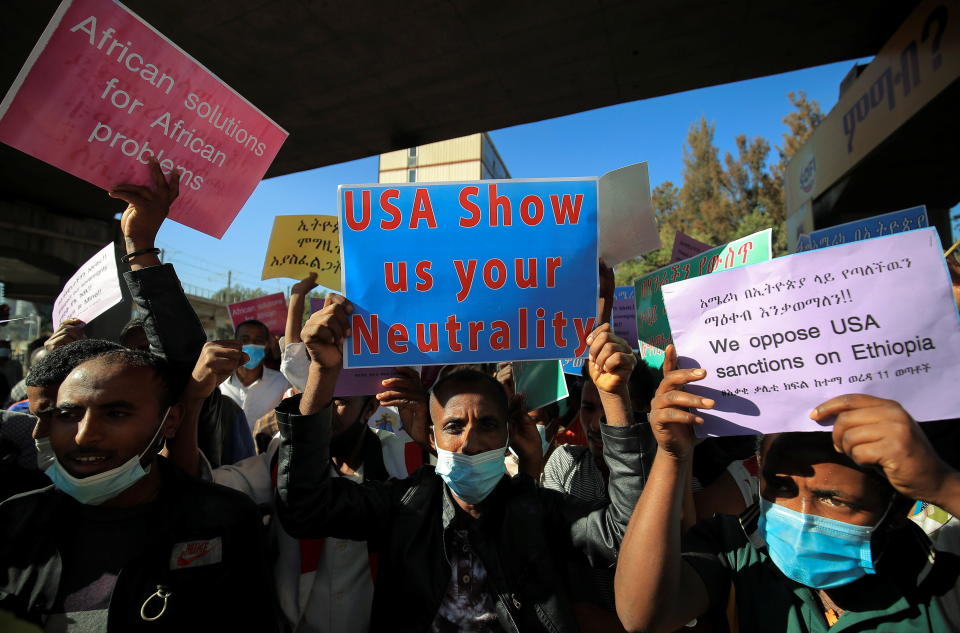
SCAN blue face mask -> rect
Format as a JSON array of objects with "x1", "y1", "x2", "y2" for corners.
[
  {"x1": 434, "y1": 433, "x2": 507, "y2": 505},
  {"x1": 242, "y1": 344, "x2": 266, "y2": 370},
  {"x1": 43, "y1": 409, "x2": 169, "y2": 506},
  {"x1": 758, "y1": 497, "x2": 885, "y2": 589}
]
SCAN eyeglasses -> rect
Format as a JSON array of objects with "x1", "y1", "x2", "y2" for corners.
[{"x1": 946, "y1": 239, "x2": 960, "y2": 267}]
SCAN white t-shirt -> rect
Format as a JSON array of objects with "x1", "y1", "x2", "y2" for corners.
[{"x1": 220, "y1": 366, "x2": 290, "y2": 430}]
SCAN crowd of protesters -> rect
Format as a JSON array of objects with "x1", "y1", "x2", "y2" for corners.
[{"x1": 0, "y1": 162, "x2": 957, "y2": 633}]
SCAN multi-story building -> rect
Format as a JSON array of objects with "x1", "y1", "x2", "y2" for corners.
[{"x1": 378, "y1": 132, "x2": 509, "y2": 184}]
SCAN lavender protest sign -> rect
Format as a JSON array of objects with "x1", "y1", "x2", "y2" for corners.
[
  {"x1": 662, "y1": 228, "x2": 960, "y2": 437},
  {"x1": 53, "y1": 242, "x2": 123, "y2": 327},
  {"x1": 635, "y1": 229, "x2": 772, "y2": 370},
  {"x1": 612, "y1": 286, "x2": 639, "y2": 350},
  {"x1": 335, "y1": 367, "x2": 408, "y2": 397},
  {"x1": 669, "y1": 232, "x2": 711, "y2": 264}
]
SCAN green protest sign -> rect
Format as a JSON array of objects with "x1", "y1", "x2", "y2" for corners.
[
  {"x1": 513, "y1": 360, "x2": 569, "y2": 411},
  {"x1": 634, "y1": 229, "x2": 772, "y2": 369}
]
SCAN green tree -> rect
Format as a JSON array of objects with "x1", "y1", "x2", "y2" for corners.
[{"x1": 614, "y1": 91, "x2": 823, "y2": 286}]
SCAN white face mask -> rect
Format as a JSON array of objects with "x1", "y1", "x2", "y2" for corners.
[
  {"x1": 42, "y1": 408, "x2": 170, "y2": 505},
  {"x1": 433, "y1": 429, "x2": 508, "y2": 505},
  {"x1": 35, "y1": 436, "x2": 56, "y2": 471}
]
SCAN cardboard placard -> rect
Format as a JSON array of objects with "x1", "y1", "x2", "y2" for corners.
[{"x1": 0, "y1": 0, "x2": 288, "y2": 238}]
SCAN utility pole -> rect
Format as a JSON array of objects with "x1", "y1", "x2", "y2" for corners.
[{"x1": 227, "y1": 270, "x2": 232, "y2": 290}]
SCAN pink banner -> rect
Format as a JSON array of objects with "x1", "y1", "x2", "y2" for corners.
[
  {"x1": 662, "y1": 228, "x2": 960, "y2": 436},
  {"x1": 669, "y1": 232, "x2": 712, "y2": 264},
  {"x1": 0, "y1": 0, "x2": 288, "y2": 238},
  {"x1": 228, "y1": 293, "x2": 287, "y2": 336}
]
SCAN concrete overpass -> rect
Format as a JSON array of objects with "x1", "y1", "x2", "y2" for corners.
[{"x1": 0, "y1": 0, "x2": 923, "y2": 331}]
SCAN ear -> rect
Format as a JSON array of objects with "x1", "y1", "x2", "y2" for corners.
[
  {"x1": 162, "y1": 403, "x2": 184, "y2": 438},
  {"x1": 428, "y1": 428, "x2": 436, "y2": 452}
]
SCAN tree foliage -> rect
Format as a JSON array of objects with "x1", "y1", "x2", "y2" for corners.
[{"x1": 615, "y1": 91, "x2": 823, "y2": 286}]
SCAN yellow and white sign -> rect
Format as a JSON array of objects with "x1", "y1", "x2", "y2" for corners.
[{"x1": 261, "y1": 214, "x2": 341, "y2": 290}]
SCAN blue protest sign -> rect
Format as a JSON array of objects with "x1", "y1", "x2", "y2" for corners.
[
  {"x1": 339, "y1": 179, "x2": 599, "y2": 367},
  {"x1": 796, "y1": 205, "x2": 928, "y2": 252},
  {"x1": 561, "y1": 357, "x2": 587, "y2": 375}
]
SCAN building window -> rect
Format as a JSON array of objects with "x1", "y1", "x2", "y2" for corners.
[
  {"x1": 408, "y1": 146, "x2": 417, "y2": 157},
  {"x1": 407, "y1": 169, "x2": 416, "y2": 183}
]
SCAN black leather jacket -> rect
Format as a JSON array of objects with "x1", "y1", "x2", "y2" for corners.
[
  {"x1": 124, "y1": 264, "x2": 242, "y2": 467},
  {"x1": 275, "y1": 396, "x2": 653, "y2": 633},
  {"x1": 0, "y1": 458, "x2": 278, "y2": 632}
]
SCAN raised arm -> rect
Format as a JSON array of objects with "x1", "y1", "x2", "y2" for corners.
[
  {"x1": 112, "y1": 161, "x2": 206, "y2": 368},
  {"x1": 165, "y1": 341, "x2": 246, "y2": 477},
  {"x1": 550, "y1": 324, "x2": 645, "y2": 564},
  {"x1": 614, "y1": 345, "x2": 710, "y2": 633},
  {"x1": 275, "y1": 294, "x2": 400, "y2": 541},
  {"x1": 285, "y1": 273, "x2": 317, "y2": 345},
  {"x1": 280, "y1": 274, "x2": 319, "y2": 391}
]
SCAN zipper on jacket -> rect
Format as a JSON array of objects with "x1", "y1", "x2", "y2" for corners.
[{"x1": 140, "y1": 584, "x2": 172, "y2": 621}]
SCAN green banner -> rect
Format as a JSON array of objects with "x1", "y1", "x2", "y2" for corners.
[{"x1": 634, "y1": 229, "x2": 772, "y2": 369}]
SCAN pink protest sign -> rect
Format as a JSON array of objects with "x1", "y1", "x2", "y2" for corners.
[
  {"x1": 612, "y1": 286, "x2": 639, "y2": 350},
  {"x1": 0, "y1": 0, "x2": 288, "y2": 238},
  {"x1": 669, "y1": 232, "x2": 712, "y2": 264},
  {"x1": 662, "y1": 228, "x2": 960, "y2": 436},
  {"x1": 228, "y1": 293, "x2": 287, "y2": 336},
  {"x1": 53, "y1": 242, "x2": 123, "y2": 327}
]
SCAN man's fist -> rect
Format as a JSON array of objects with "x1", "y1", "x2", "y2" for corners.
[
  {"x1": 111, "y1": 160, "x2": 180, "y2": 252},
  {"x1": 301, "y1": 293, "x2": 353, "y2": 369},
  {"x1": 186, "y1": 341, "x2": 246, "y2": 401},
  {"x1": 585, "y1": 322, "x2": 636, "y2": 394}
]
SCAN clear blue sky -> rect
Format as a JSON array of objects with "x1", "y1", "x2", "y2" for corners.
[{"x1": 156, "y1": 58, "x2": 871, "y2": 295}]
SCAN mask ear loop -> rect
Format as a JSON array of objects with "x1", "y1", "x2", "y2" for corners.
[
  {"x1": 868, "y1": 493, "x2": 900, "y2": 567},
  {"x1": 138, "y1": 407, "x2": 171, "y2": 467}
]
